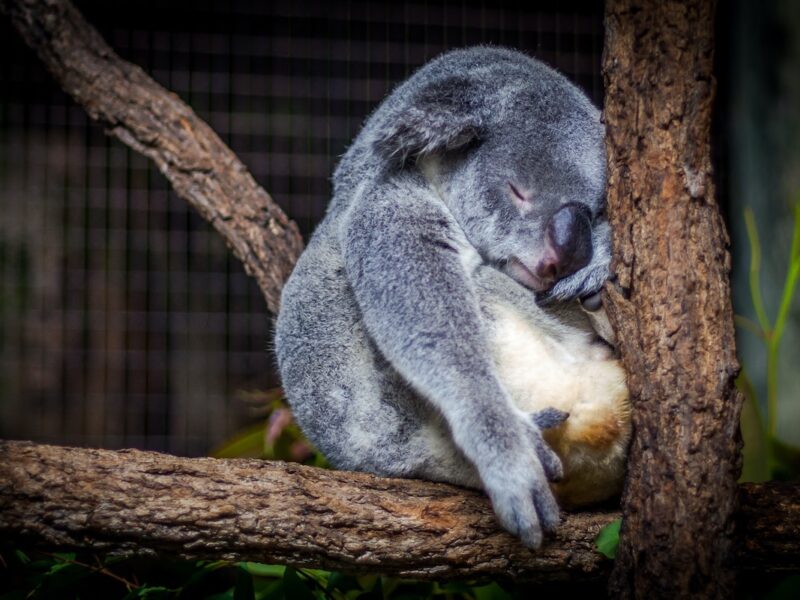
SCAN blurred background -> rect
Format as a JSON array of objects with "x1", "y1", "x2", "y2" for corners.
[{"x1": 0, "y1": 0, "x2": 797, "y2": 460}]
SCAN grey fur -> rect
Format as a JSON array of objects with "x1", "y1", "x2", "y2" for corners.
[{"x1": 275, "y1": 46, "x2": 610, "y2": 549}]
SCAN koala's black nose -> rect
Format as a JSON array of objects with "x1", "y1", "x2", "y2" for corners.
[{"x1": 536, "y1": 203, "x2": 593, "y2": 284}]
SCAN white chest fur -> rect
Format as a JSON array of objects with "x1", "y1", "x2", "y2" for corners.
[{"x1": 489, "y1": 302, "x2": 631, "y2": 507}]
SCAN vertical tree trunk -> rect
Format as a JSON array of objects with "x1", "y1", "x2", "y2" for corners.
[{"x1": 603, "y1": 1, "x2": 742, "y2": 598}]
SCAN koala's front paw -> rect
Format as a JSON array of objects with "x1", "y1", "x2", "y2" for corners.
[
  {"x1": 480, "y1": 425, "x2": 563, "y2": 548},
  {"x1": 545, "y1": 262, "x2": 609, "y2": 303},
  {"x1": 543, "y1": 221, "x2": 612, "y2": 303}
]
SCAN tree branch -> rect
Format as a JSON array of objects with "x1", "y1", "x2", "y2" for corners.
[
  {"x1": 0, "y1": 440, "x2": 611, "y2": 582},
  {"x1": 0, "y1": 0, "x2": 304, "y2": 314},
  {"x1": 1, "y1": 440, "x2": 799, "y2": 582}
]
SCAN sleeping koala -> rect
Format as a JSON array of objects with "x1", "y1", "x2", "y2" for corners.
[{"x1": 275, "y1": 46, "x2": 630, "y2": 548}]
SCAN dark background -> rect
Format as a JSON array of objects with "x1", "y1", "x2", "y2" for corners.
[{"x1": 1, "y1": 0, "x2": 798, "y2": 456}]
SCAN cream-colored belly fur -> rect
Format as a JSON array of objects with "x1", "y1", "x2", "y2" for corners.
[{"x1": 491, "y1": 305, "x2": 630, "y2": 507}]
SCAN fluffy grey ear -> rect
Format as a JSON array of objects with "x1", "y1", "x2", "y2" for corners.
[{"x1": 373, "y1": 75, "x2": 485, "y2": 165}]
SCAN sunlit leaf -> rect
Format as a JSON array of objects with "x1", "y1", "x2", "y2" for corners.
[
  {"x1": 238, "y1": 562, "x2": 285, "y2": 579},
  {"x1": 596, "y1": 518, "x2": 622, "y2": 559}
]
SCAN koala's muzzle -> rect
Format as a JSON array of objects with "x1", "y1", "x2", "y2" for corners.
[{"x1": 535, "y1": 203, "x2": 593, "y2": 286}]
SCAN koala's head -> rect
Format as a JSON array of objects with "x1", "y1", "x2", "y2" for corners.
[{"x1": 372, "y1": 47, "x2": 610, "y2": 302}]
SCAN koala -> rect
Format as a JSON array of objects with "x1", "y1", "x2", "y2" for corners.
[{"x1": 274, "y1": 46, "x2": 630, "y2": 549}]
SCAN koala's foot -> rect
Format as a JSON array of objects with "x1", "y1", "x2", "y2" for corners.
[{"x1": 478, "y1": 420, "x2": 563, "y2": 549}]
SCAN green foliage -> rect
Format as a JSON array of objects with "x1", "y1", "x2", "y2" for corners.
[
  {"x1": 0, "y1": 547, "x2": 549, "y2": 599},
  {"x1": 595, "y1": 519, "x2": 621, "y2": 560},
  {"x1": 0, "y1": 548, "x2": 225, "y2": 599},
  {"x1": 738, "y1": 201, "x2": 800, "y2": 482}
]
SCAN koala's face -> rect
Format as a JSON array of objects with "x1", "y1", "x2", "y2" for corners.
[
  {"x1": 373, "y1": 49, "x2": 610, "y2": 302},
  {"x1": 433, "y1": 91, "x2": 608, "y2": 301}
]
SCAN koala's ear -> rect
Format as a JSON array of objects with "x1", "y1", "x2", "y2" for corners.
[{"x1": 374, "y1": 75, "x2": 485, "y2": 165}]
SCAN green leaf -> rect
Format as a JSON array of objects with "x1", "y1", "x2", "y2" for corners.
[
  {"x1": 133, "y1": 586, "x2": 173, "y2": 599},
  {"x1": 259, "y1": 579, "x2": 285, "y2": 600},
  {"x1": 297, "y1": 568, "x2": 331, "y2": 587},
  {"x1": 325, "y1": 571, "x2": 362, "y2": 593},
  {"x1": 283, "y1": 567, "x2": 318, "y2": 600},
  {"x1": 234, "y1": 568, "x2": 256, "y2": 600},
  {"x1": 471, "y1": 582, "x2": 514, "y2": 600},
  {"x1": 596, "y1": 518, "x2": 622, "y2": 559},
  {"x1": 238, "y1": 562, "x2": 286, "y2": 579},
  {"x1": 36, "y1": 563, "x2": 92, "y2": 594},
  {"x1": 210, "y1": 422, "x2": 268, "y2": 459}
]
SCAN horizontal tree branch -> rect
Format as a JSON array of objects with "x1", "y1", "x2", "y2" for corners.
[
  {"x1": 1, "y1": 0, "x2": 304, "y2": 313},
  {"x1": 1, "y1": 440, "x2": 798, "y2": 582}
]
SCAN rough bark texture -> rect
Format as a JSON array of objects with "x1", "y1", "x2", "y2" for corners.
[
  {"x1": 0, "y1": 441, "x2": 611, "y2": 582},
  {"x1": 2, "y1": 441, "x2": 799, "y2": 582},
  {"x1": 603, "y1": 1, "x2": 742, "y2": 598},
  {"x1": 0, "y1": 0, "x2": 304, "y2": 314}
]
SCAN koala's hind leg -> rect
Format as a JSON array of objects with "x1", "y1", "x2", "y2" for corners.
[
  {"x1": 286, "y1": 338, "x2": 481, "y2": 489},
  {"x1": 275, "y1": 230, "x2": 480, "y2": 489}
]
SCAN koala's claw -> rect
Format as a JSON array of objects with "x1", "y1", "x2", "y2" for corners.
[
  {"x1": 486, "y1": 463, "x2": 561, "y2": 549},
  {"x1": 534, "y1": 434, "x2": 564, "y2": 482},
  {"x1": 535, "y1": 487, "x2": 562, "y2": 534},
  {"x1": 526, "y1": 414, "x2": 565, "y2": 481},
  {"x1": 531, "y1": 407, "x2": 570, "y2": 430}
]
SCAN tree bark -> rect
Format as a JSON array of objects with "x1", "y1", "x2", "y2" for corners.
[
  {"x1": 603, "y1": 1, "x2": 742, "y2": 598},
  {"x1": 0, "y1": 440, "x2": 610, "y2": 582},
  {"x1": 2, "y1": 441, "x2": 799, "y2": 582},
  {"x1": 0, "y1": 0, "x2": 304, "y2": 314}
]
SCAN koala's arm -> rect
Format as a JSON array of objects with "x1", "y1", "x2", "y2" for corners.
[{"x1": 340, "y1": 184, "x2": 562, "y2": 548}]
